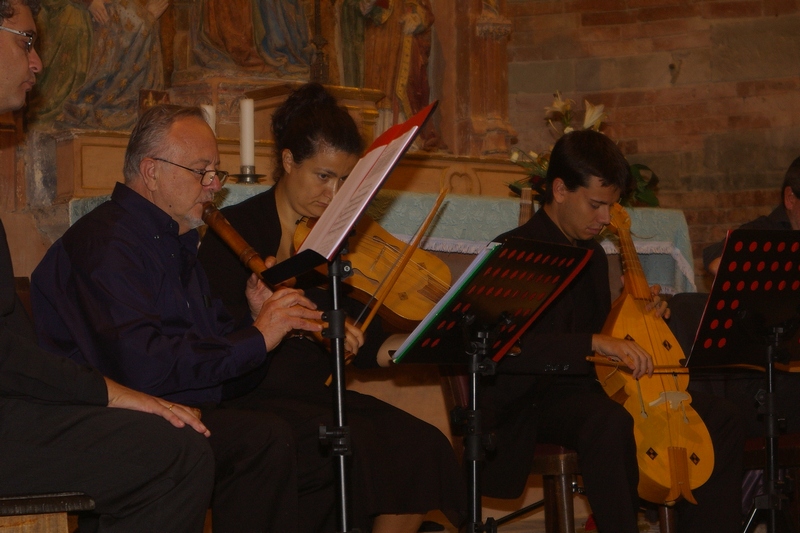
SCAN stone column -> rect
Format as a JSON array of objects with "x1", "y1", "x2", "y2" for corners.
[{"x1": 435, "y1": 0, "x2": 515, "y2": 157}]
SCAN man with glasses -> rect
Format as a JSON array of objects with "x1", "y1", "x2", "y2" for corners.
[
  {"x1": 1, "y1": 1, "x2": 216, "y2": 531},
  {"x1": 0, "y1": 21, "x2": 34, "y2": 46},
  {"x1": 31, "y1": 104, "x2": 340, "y2": 531},
  {"x1": 0, "y1": 0, "x2": 38, "y2": 112}
]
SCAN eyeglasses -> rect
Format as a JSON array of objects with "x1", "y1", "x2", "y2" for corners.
[
  {"x1": 0, "y1": 25, "x2": 36, "y2": 54},
  {"x1": 153, "y1": 157, "x2": 229, "y2": 186}
]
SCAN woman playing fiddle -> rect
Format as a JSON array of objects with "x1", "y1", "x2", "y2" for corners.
[{"x1": 198, "y1": 83, "x2": 466, "y2": 533}]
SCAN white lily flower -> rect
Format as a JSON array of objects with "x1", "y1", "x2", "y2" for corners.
[
  {"x1": 510, "y1": 150, "x2": 520, "y2": 162},
  {"x1": 583, "y1": 100, "x2": 607, "y2": 130},
  {"x1": 564, "y1": 126, "x2": 574, "y2": 134},
  {"x1": 544, "y1": 91, "x2": 574, "y2": 117},
  {"x1": 528, "y1": 151, "x2": 538, "y2": 159}
]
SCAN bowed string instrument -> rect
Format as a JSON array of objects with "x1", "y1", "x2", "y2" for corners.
[
  {"x1": 293, "y1": 188, "x2": 451, "y2": 333},
  {"x1": 590, "y1": 203, "x2": 714, "y2": 506},
  {"x1": 201, "y1": 188, "x2": 451, "y2": 361}
]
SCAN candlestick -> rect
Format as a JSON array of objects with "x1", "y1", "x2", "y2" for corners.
[
  {"x1": 231, "y1": 165, "x2": 265, "y2": 184},
  {"x1": 200, "y1": 105, "x2": 216, "y2": 135},
  {"x1": 239, "y1": 98, "x2": 255, "y2": 168}
]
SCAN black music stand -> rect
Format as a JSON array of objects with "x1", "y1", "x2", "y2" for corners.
[
  {"x1": 686, "y1": 229, "x2": 800, "y2": 533},
  {"x1": 393, "y1": 236, "x2": 593, "y2": 533},
  {"x1": 261, "y1": 103, "x2": 436, "y2": 533}
]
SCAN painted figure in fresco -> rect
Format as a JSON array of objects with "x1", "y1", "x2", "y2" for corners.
[
  {"x1": 25, "y1": 0, "x2": 91, "y2": 124},
  {"x1": 338, "y1": 0, "x2": 367, "y2": 87},
  {"x1": 194, "y1": 0, "x2": 310, "y2": 75},
  {"x1": 350, "y1": 0, "x2": 437, "y2": 147},
  {"x1": 54, "y1": 0, "x2": 168, "y2": 130}
]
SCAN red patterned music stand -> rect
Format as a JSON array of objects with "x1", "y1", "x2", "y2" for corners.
[
  {"x1": 393, "y1": 235, "x2": 592, "y2": 533},
  {"x1": 393, "y1": 236, "x2": 592, "y2": 366},
  {"x1": 687, "y1": 229, "x2": 800, "y2": 533}
]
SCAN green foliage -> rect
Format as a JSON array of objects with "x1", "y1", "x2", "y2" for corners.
[
  {"x1": 506, "y1": 162, "x2": 661, "y2": 208},
  {"x1": 623, "y1": 163, "x2": 660, "y2": 207}
]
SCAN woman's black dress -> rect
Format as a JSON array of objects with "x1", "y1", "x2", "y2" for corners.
[{"x1": 198, "y1": 188, "x2": 467, "y2": 532}]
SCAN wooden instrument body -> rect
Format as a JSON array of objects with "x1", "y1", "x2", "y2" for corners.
[
  {"x1": 597, "y1": 292, "x2": 714, "y2": 504},
  {"x1": 594, "y1": 204, "x2": 714, "y2": 505},
  {"x1": 294, "y1": 215, "x2": 451, "y2": 331}
]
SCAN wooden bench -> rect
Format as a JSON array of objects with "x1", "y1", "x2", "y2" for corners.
[{"x1": 0, "y1": 492, "x2": 95, "y2": 532}]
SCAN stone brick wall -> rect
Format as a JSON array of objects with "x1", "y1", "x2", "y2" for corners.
[{"x1": 506, "y1": 0, "x2": 800, "y2": 290}]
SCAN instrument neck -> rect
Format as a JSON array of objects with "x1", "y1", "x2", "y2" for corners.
[{"x1": 617, "y1": 224, "x2": 652, "y2": 300}]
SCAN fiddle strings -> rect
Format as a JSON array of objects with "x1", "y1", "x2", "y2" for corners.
[
  {"x1": 350, "y1": 236, "x2": 449, "y2": 324},
  {"x1": 353, "y1": 187, "x2": 448, "y2": 331},
  {"x1": 608, "y1": 203, "x2": 697, "y2": 459}
]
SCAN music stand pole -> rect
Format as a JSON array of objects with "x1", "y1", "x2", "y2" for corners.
[
  {"x1": 319, "y1": 248, "x2": 358, "y2": 533},
  {"x1": 765, "y1": 329, "x2": 782, "y2": 533},
  {"x1": 461, "y1": 327, "x2": 499, "y2": 533},
  {"x1": 742, "y1": 326, "x2": 797, "y2": 533}
]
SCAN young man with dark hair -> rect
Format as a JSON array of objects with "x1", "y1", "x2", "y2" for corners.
[
  {"x1": 0, "y1": 1, "x2": 215, "y2": 530},
  {"x1": 480, "y1": 130, "x2": 745, "y2": 532}
]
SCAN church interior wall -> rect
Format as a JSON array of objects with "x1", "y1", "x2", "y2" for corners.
[
  {"x1": 2, "y1": 0, "x2": 799, "y2": 287},
  {"x1": 506, "y1": 0, "x2": 800, "y2": 289}
]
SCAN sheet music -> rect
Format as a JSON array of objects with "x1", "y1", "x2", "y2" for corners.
[{"x1": 296, "y1": 126, "x2": 420, "y2": 261}]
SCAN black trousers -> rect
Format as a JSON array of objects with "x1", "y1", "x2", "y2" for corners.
[
  {"x1": 202, "y1": 407, "x2": 300, "y2": 533},
  {"x1": 536, "y1": 382, "x2": 744, "y2": 533},
  {"x1": 0, "y1": 398, "x2": 214, "y2": 533}
]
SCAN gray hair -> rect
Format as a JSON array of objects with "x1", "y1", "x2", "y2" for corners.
[{"x1": 123, "y1": 105, "x2": 206, "y2": 183}]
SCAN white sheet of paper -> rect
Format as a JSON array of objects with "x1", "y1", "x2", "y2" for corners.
[{"x1": 297, "y1": 126, "x2": 419, "y2": 260}]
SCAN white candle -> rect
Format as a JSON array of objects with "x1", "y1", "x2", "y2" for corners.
[
  {"x1": 239, "y1": 98, "x2": 255, "y2": 168},
  {"x1": 200, "y1": 104, "x2": 216, "y2": 135}
]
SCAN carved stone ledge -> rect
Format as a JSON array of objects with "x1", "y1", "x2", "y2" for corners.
[{"x1": 476, "y1": 12, "x2": 512, "y2": 39}]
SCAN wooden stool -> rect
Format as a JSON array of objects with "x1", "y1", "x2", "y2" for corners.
[
  {"x1": 531, "y1": 445, "x2": 678, "y2": 533},
  {"x1": 0, "y1": 492, "x2": 95, "y2": 533},
  {"x1": 440, "y1": 371, "x2": 675, "y2": 532},
  {"x1": 530, "y1": 444, "x2": 580, "y2": 533}
]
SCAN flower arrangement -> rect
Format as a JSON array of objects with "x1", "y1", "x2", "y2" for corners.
[{"x1": 509, "y1": 92, "x2": 659, "y2": 207}]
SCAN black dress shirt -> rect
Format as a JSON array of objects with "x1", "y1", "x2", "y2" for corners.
[{"x1": 31, "y1": 183, "x2": 268, "y2": 405}]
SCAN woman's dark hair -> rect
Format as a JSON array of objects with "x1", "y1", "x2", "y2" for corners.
[
  {"x1": 271, "y1": 83, "x2": 363, "y2": 182},
  {"x1": 542, "y1": 129, "x2": 633, "y2": 204},
  {"x1": 0, "y1": 0, "x2": 41, "y2": 22}
]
